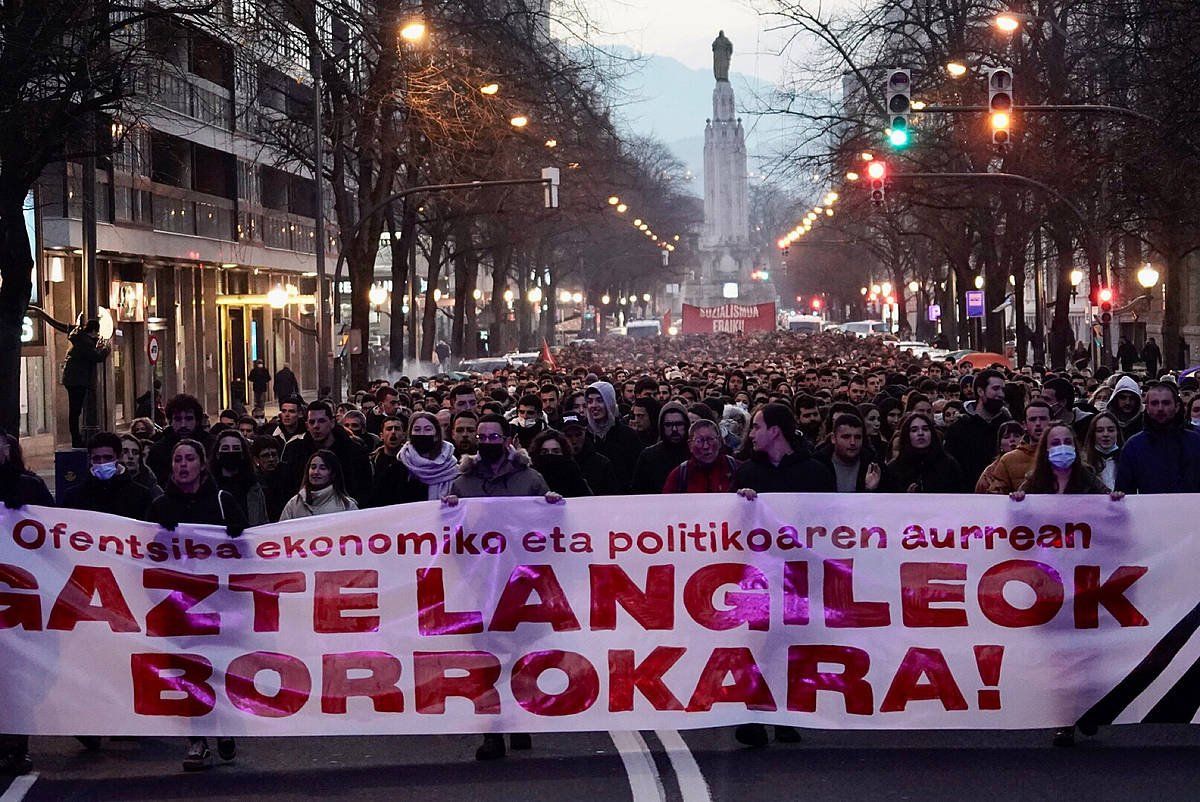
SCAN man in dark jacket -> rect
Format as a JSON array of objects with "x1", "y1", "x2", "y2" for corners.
[
  {"x1": 147, "y1": 394, "x2": 214, "y2": 486},
  {"x1": 1117, "y1": 337, "x2": 1139, "y2": 373},
  {"x1": 1141, "y1": 337, "x2": 1162, "y2": 380},
  {"x1": 248, "y1": 360, "x2": 271, "y2": 411},
  {"x1": 943, "y1": 369, "x2": 1012, "y2": 487},
  {"x1": 63, "y1": 432, "x2": 155, "y2": 520},
  {"x1": 630, "y1": 402, "x2": 691, "y2": 493},
  {"x1": 561, "y1": 415, "x2": 617, "y2": 495},
  {"x1": 280, "y1": 400, "x2": 373, "y2": 503},
  {"x1": 273, "y1": 365, "x2": 299, "y2": 403},
  {"x1": 814, "y1": 414, "x2": 882, "y2": 492},
  {"x1": 1108, "y1": 374, "x2": 1144, "y2": 439},
  {"x1": 585, "y1": 380, "x2": 644, "y2": 491},
  {"x1": 733, "y1": 402, "x2": 835, "y2": 495},
  {"x1": 1117, "y1": 382, "x2": 1200, "y2": 493},
  {"x1": 61, "y1": 319, "x2": 110, "y2": 447}
]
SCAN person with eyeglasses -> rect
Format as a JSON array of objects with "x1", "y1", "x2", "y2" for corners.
[
  {"x1": 664, "y1": 419, "x2": 738, "y2": 493},
  {"x1": 630, "y1": 402, "x2": 692, "y2": 494}
]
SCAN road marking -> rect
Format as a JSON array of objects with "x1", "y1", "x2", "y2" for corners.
[
  {"x1": 610, "y1": 731, "x2": 666, "y2": 802},
  {"x1": 0, "y1": 773, "x2": 38, "y2": 802},
  {"x1": 655, "y1": 731, "x2": 712, "y2": 802}
]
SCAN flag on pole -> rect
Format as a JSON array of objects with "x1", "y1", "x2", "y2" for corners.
[{"x1": 540, "y1": 337, "x2": 557, "y2": 369}]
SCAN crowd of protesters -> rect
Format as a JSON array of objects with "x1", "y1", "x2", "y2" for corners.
[{"x1": 4, "y1": 328, "x2": 1200, "y2": 772}]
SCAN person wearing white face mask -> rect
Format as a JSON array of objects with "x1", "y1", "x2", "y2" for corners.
[
  {"x1": 1011, "y1": 423, "x2": 1123, "y2": 748},
  {"x1": 62, "y1": 431, "x2": 155, "y2": 521},
  {"x1": 1081, "y1": 412, "x2": 1124, "y2": 490}
]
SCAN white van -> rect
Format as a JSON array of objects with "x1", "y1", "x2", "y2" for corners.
[
  {"x1": 624, "y1": 319, "x2": 662, "y2": 339},
  {"x1": 840, "y1": 320, "x2": 890, "y2": 338},
  {"x1": 785, "y1": 314, "x2": 824, "y2": 334}
]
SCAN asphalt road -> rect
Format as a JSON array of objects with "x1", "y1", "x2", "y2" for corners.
[{"x1": 5, "y1": 726, "x2": 1200, "y2": 801}]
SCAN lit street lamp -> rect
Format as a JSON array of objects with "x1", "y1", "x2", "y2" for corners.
[
  {"x1": 1138, "y1": 263, "x2": 1161, "y2": 289},
  {"x1": 368, "y1": 283, "x2": 388, "y2": 307},
  {"x1": 400, "y1": 21, "x2": 426, "y2": 41},
  {"x1": 510, "y1": 116, "x2": 528, "y2": 128},
  {"x1": 946, "y1": 61, "x2": 967, "y2": 77}
]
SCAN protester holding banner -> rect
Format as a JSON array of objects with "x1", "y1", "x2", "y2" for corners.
[
  {"x1": 146, "y1": 394, "x2": 213, "y2": 486},
  {"x1": 1081, "y1": 412, "x2": 1124, "y2": 491},
  {"x1": 630, "y1": 402, "x2": 692, "y2": 494},
  {"x1": 1116, "y1": 382, "x2": 1200, "y2": 494},
  {"x1": 980, "y1": 401, "x2": 1053, "y2": 495},
  {"x1": 529, "y1": 428, "x2": 593, "y2": 497},
  {"x1": 146, "y1": 438, "x2": 246, "y2": 771},
  {"x1": 560, "y1": 414, "x2": 618, "y2": 496},
  {"x1": 663, "y1": 419, "x2": 737, "y2": 493},
  {"x1": 62, "y1": 432, "x2": 156, "y2": 520},
  {"x1": 733, "y1": 403, "x2": 834, "y2": 498}
]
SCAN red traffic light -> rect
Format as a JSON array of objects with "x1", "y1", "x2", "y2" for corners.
[
  {"x1": 867, "y1": 161, "x2": 887, "y2": 180},
  {"x1": 1098, "y1": 287, "x2": 1114, "y2": 304},
  {"x1": 811, "y1": 297, "x2": 822, "y2": 310}
]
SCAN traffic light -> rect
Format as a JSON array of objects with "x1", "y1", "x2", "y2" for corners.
[
  {"x1": 988, "y1": 68, "x2": 1013, "y2": 145},
  {"x1": 1098, "y1": 286, "x2": 1114, "y2": 323},
  {"x1": 811, "y1": 297, "x2": 822, "y2": 311},
  {"x1": 886, "y1": 69, "x2": 912, "y2": 148},
  {"x1": 867, "y1": 160, "x2": 887, "y2": 206}
]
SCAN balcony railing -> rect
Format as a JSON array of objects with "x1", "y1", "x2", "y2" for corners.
[
  {"x1": 151, "y1": 184, "x2": 235, "y2": 239},
  {"x1": 143, "y1": 67, "x2": 233, "y2": 131}
]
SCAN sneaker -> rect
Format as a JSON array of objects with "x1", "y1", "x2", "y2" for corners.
[
  {"x1": 0, "y1": 752, "x2": 33, "y2": 776},
  {"x1": 774, "y1": 725, "x2": 802, "y2": 743},
  {"x1": 475, "y1": 733, "x2": 506, "y2": 761},
  {"x1": 509, "y1": 733, "x2": 532, "y2": 751},
  {"x1": 183, "y1": 739, "x2": 213, "y2": 772},
  {"x1": 734, "y1": 723, "x2": 769, "y2": 748},
  {"x1": 216, "y1": 738, "x2": 236, "y2": 762}
]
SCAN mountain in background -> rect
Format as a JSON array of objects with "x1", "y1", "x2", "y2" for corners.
[{"x1": 604, "y1": 47, "x2": 793, "y2": 196}]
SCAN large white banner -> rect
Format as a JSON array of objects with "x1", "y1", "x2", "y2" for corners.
[{"x1": 0, "y1": 494, "x2": 1195, "y2": 735}]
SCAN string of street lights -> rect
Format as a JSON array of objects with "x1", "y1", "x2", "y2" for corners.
[
  {"x1": 605, "y1": 195, "x2": 679, "y2": 254},
  {"x1": 776, "y1": 189, "x2": 840, "y2": 251}
]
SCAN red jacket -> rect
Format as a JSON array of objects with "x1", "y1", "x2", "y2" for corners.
[{"x1": 663, "y1": 456, "x2": 738, "y2": 493}]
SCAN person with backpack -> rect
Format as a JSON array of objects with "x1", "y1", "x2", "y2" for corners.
[{"x1": 664, "y1": 419, "x2": 738, "y2": 493}]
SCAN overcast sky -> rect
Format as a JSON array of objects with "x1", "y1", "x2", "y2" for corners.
[{"x1": 582, "y1": 0, "x2": 856, "y2": 87}]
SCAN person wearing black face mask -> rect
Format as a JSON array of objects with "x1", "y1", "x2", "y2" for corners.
[
  {"x1": 209, "y1": 430, "x2": 269, "y2": 525},
  {"x1": 369, "y1": 411, "x2": 459, "y2": 506},
  {"x1": 529, "y1": 429, "x2": 592, "y2": 497}
]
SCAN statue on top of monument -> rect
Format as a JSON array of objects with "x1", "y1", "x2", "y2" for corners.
[{"x1": 712, "y1": 30, "x2": 732, "y2": 82}]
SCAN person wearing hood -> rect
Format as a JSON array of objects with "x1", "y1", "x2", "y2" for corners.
[
  {"x1": 147, "y1": 438, "x2": 246, "y2": 772},
  {"x1": 1108, "y1": 374, "x2": 1144, "y2": 439},
  {"x1": 1116, "y1": 381, "x2": 1200, "y2": 493},
  {"x1": 560, "y1": 414, "x2": 618, "y2": 495},
  {"x1": 630, "y1": 402, "x2": 692, "y2": 494},
  {"x1": 63, "y1": 432, "x2": 156, "y2": 520},
  {"x1": 280, "y1": 400, "x2": 373, "y2": 504},
  {"x1": 943, "y1": 369, "x2": 1012, "y2": 487},
  {"x1": 529, "y1": 429, "x2": 593, "y2": 497},
  {"x1": 209, "y1": 430, "x2": 270, "y2": 525},
  {"x1": 443, "y1": 413, "x2": 560, "y2": 763},
  {"x1": 720, "y1": 403, "x2": 750, "y2": 451},
  {"x1": 280, "y1": 450, "x2": 359, "y2": 520},
  {"x1": 369, "y1": 412, "x2": 459, "y2": 506},
  {"x1": 584, "y1": 380, "x2": 645, "y2": 490}
]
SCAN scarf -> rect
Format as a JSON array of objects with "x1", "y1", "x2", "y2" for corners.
[{"x1": 399, "y1": 440, "x2": 460, "y2": 500}]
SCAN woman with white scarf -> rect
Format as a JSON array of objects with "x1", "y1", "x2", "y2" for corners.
[
  {"x1": 279, "y1": 449, "x2": 359, "y2": 520},
  {"x1": 397, "y1": 411, "x2": 461, "y2": 499}
]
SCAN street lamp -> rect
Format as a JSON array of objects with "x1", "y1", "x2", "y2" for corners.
[
  {"x1": 510, "y1": 116, "x2": 528, "y2": 128},
  {"x1": 994, "y1": 13, "x2": 1021, "y2": 32},
  {"x1": 601, "y1": 294, "x2": 610, "y2": 305},
  {"x1": 881, "y1": 282, "x2": 892, "y2": 295},
  {"x1": 572, "y1": 292, "x2": 583, "y2": 304},
  {"x1": 994, "y1": 10, "x2": 1068, "y2": 37},
  {"x1": 608, "y1": 196, "x2": 620, "y2": 206},
  {"x1": 268, "y1": 284, "x2": 288, "y2": 309},
  {"x1": 846, "y1": 171, "x2": 860, "y2": 181},
  {"x1": 1070, "y1": 269, "x2": 1084, "y2": 287},
  {"x1": 472, "y1": 288, "x2": 483, "y2": 301},
  {"x1": 1138, "y1": 263, "x2": 1161, "y2": 289},
  {"x1": 480, "y1": 83, "x2": 499, "y2": 95},
  {"x1": 974, "y1": 275, "x2": 985, "y2": 289},
  {"x1": 527, "y1": 287, "x2": 543, "y2": 304},
  {"x1": 368, "y1": 283, "x2": 388, "y2": 307},
  {"x1": 946, "y1": 60, "x2": 967, "y2": 77},
  {"x1": 503, "y1": 289, "x2": 515, "y2": 303},
  {"x1": 400, "y1": 21, "x2": 427, "y2": 41},
  {"x1": 544, "y1": 139, "x2": 557, "y2": 148},
  {"x1": 908, "y1": 280, "x2": 919, "y2": 292}
]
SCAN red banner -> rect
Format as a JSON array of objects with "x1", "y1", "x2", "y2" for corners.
[{"x1": 681, "y1": 302, "x2": 776, "y2": 335}]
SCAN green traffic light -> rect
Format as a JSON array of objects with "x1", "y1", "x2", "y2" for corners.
[{"x1": 889, "y1": 128, "x2": 910, "y2": 148}]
